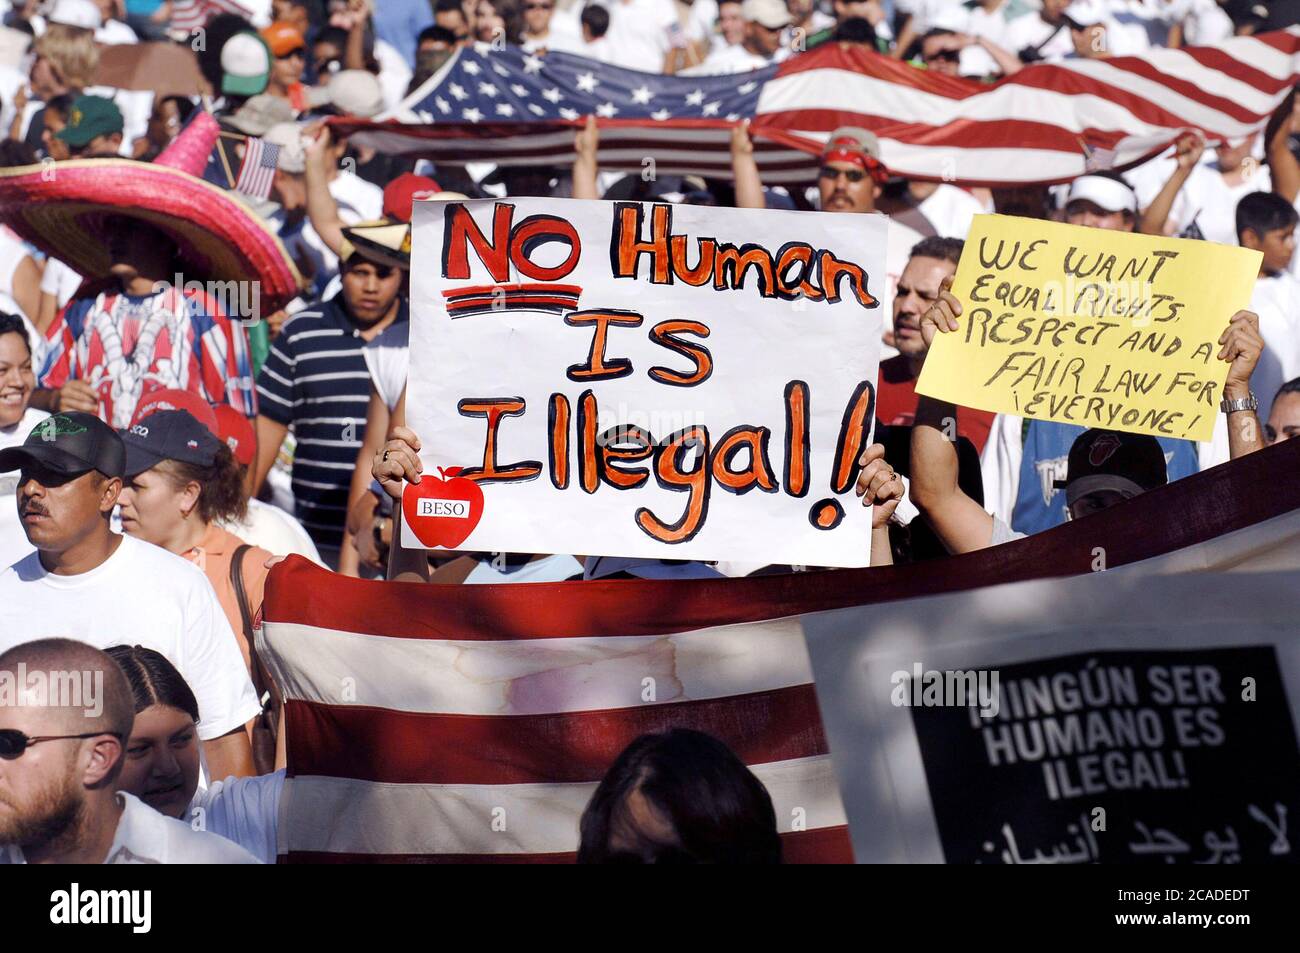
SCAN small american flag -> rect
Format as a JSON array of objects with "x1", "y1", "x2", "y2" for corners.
[
  {"x1": 234, "y1": 136, "x2": 279, "y2": 201},
  {"x1": 170, "y1": 0, "x2": 254, "y2": 33}
]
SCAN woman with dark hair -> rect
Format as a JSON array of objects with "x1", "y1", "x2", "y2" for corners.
[
  {"x1": 474, "y1": 0, "x2": 524, "y2": 45},
  {"x1": 578, "y1": 728, "x2": 782, "y2": 864},
  {"x1": 117, "y1": 409, "x2": 273, "y2": 675},
  {"x1": 106, "y1": 645, "x2": 284, "y2": 864}
]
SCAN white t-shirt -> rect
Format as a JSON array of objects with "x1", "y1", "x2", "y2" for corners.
[
  {"x1": 1168, "y1": 162, "x2": 1270, "y2": 247},
  {"x1": 1003, "y1": 12, "x2": 1074, "y2": 61},
  {"x1": 932, "y1": 0, "x2": 1013, "y2": 77},
  {"x1": 685, "y1": 43, "x2": 771, "y2": 76},
  {"x1": 96, "y1": 19, "x2": 139, "y2": 45},
  {"x1": 1249, "y1": 273, "x2": 1300, "y2": 425},
  {"x1": 917, "y1": 183, "x2": 989, "y2": 238},
  {"x1": 187, "y1": 769, "x2": 285, "y2": 865},
  {"x1": 373, "y1": 38, "x2": 414, "y2": 112},
  {"x1": 362, "y1": 320, "x2": 409, "y2": 413},
  {"x1": 602, "y1": 0, "x2": 681, "y2": 73},
  {"x1": 464, "y1": 553, "x2": 584, "y2": 583},
  {"x1": 40, "y1": 257, "x2": 83, "y2": 309},
  {"x1": 2, "y1": 791, "x2": 260, "y2": 864},
  {"x1": 522, "y1": 13, "x2": 587, "y2": 54},
  {"x1": 330, "y1": 174, "x2": 384, "y2": 224},
  {"x1": 0, "y1": 407, "x2": 46, "y2": 571},
  {"x1": 220, "y1": 498, "x2": 323, "y2": 566},
  {"x1": 0, "y1": 535, "x2": 261, "y2": 741}
]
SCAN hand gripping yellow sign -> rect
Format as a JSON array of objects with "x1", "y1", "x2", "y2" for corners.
[{"x1": 916, "y1": 215, "x2": 1262, "y2": 442}]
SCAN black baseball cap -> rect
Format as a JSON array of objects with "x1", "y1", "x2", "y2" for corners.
[
  {"x1": 119, "y1": 409, "x2": 222, "y2": 477},
  {"x1": 0, "y1": 412, "x2": 126, "y2": 478},
  {"x1": 1054, "y1": 429, "x2": 1168, "y2": 506}
]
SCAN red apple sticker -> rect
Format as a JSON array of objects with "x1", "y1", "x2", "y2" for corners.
[{"x1": 402, "y1": 466, "x2": 484, "y2": 549}]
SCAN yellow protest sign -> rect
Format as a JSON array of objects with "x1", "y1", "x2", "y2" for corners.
[{"x1": 915, "y1": 215, "x2": 1262, "y2": 442}]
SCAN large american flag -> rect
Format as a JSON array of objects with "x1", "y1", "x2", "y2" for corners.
[
  {"x1": 332, "y1": 29, "x2": 1300, "y2": 187},
  {"x1": 257, "y1": 440, "x2": 1300, "y2": 863}
]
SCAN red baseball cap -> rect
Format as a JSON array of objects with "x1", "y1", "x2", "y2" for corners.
[
  {"x1": 131, "y1": 389, "x2": 218, "y2": 432},
  {"x1": 212, "y1": 404, "x2": 256, "y2": 467},
  {"x1": 382, "y1": 173, "x2": 442, "y2": 223}
]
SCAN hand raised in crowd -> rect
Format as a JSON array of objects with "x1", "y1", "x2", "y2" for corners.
[
  {"x1": 1173, "y1": 130, "x2": 1206, "y2": 173},
  {"x1": 918, "y1": 274, "x2": 962, "y2": 347},
  {"x1": 575, "y1": 114, "x2": 599, "y2": 162},
  {"x1": 730, "y1": 120, "x2": 754, "y2": 159},
  {"x1": 854, "y1": 443, "x2": 904, "y2": 528},
  {"x1": 53, "y1": 379, "x2": 99, "y2": 414},
  {"x1": 1219, "y1": 309, "x2": 1264, "y2": 397},
  {"x1": 373, "y1": 426, "x2": 423, "y2": 500}
]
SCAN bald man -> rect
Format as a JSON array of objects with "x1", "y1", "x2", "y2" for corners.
[{"x1": 0, "y1": 639, "x2": 259, "y2": 864}]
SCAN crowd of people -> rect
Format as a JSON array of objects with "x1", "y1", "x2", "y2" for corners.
[{"x1": 1, "y1": 0, "x2": 1299, "y2": 864}]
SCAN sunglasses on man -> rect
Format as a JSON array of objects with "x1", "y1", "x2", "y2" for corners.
[
  {"x1": 0, "y1": 728, "x2": 123, "y2": 760},
  {"x1": 819, "y1": 165, "x2": 868, "y2": 184}
]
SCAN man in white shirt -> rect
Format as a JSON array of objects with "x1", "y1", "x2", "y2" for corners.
[
  {"x1": 931, "y1": 0, "x2": 1014, "y2": 77},
  {"x1": 1141, "y1": 132, "x2": 1269, "y2": 245},
  {"x1": 602, "y1": 0, "x2": 683, "y2": 73},
  {"x1": 0, "y1": 413, "x2": 260, "y2": 781},
  {"x1": 0, "y1": 638, "x2": 259, "y2": 864},
  {"x1": 689, "y1": 0, "x2": 789, "y2": 73},
  {"x1": 731, "y1": 124, "x2": 923, "y2": 344},
  {"x1": 1004, "y1": 0, "x2": 1076, "y2": 63}
]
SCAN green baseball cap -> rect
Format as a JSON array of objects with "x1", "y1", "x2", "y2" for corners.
[
  {"x1": 56, "y1": 94, "x2": 125, "y2": 147},
  {"x1": 221, "y1": 32, "x2": 273, "y2": 97}
]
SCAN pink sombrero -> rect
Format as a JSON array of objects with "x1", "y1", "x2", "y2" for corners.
[{"x1": 0, "y1": 112, "x2": 303, "y2": 313}]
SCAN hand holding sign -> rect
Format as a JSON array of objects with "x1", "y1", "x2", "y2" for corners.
[
  {"x1": 373, "y1": 427, "x2": 423, "y2": 500},
  {"x1": 915, "y1": 215, "x2": 1263, "y2": 442}
]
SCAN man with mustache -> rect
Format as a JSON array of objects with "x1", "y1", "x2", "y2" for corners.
[
  {"x1": 876, "y1": 236, "x2": 996, "y2": 453},
  {"x1": 731, "y1": 124, "x2": 924, "y2": 343},
  {"x1": 0, "y1": 413, "x2": 261, "y2": 782},
  {"x1": 0, "y1": 638, "x2": 258, "y2": 863}
]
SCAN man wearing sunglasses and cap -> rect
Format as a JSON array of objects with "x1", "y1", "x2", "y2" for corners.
[
  {"x1": 0, "y1": 637, "x2": 259, "y2": 863},
  {"x1": 0, "y1": 412, "x2": 261, "y2": 783},
  {"x1": 732, "y1": 122, "x2": 924, "y2": 327}
]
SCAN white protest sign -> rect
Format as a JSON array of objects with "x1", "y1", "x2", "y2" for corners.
[{"x1": 404, "y1": 197, "x2": 886, "y2": 567}]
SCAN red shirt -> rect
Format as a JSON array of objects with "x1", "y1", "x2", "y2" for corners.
[{"x1": 875, "y1": 354, "x2": 995, "y2": 453}]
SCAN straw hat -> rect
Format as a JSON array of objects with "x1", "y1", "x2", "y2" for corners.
[{"x1": 0, "y1": 111, "x2": 303, "y2": 315}]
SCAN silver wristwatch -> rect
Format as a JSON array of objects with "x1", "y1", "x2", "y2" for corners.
[{"x1": 1220, "y1": 392, "x2": 1258, "y2": 414}]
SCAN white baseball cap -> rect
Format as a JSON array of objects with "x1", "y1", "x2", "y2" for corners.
[
  {"x1": 742, "y1": 0, "x2": 792, "y2": 30},
  {"x1": 1065, "y1": 0, "x2": 1106, "y2": 27},
  {"x1": 306, "y1": 70, "x2": 385, "y2": 119},
  {"x1": 263, "y1": 121, "x2": 307, "y2": 174},
  {"x1": 46, "y1": 0, "x2": 102, "y2": 30},
  {"x1": 1066, "y1": 174, "x2": 1137, "y2": 214}
]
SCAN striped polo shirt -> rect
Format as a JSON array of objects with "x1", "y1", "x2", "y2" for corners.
[{"x1": 256, "y1": 294, "x2": 409, "y2": 549}]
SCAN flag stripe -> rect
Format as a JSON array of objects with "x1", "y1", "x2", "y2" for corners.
[
  {"x1": 284, "y1": 685, "x2": 827, "y2": 784},
  {"x1": 261, "y1": 618, "x2": 812, "y2": 712},
  {"x1": 278, "y1": 756, "x2": 846, "y2": 856},
  {"x1": 281, "y1": 826, "x2": 855, "y2": 864}
]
